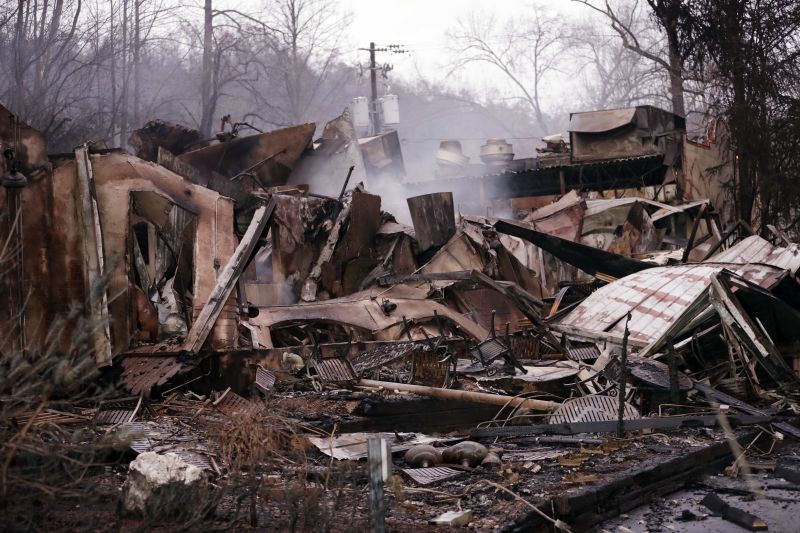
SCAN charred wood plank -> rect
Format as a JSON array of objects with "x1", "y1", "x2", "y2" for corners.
[
  {"x1": 710, "y1": 273, "x2": 795, "y2": 384},
  {"x1": 701, "y1": 493, "x2": 767, "y2": 531},
  {"x1": 183, "y1": 200, "x2": 275, "y2": 353},
  {"x1": 74, "y1": 146, "x2": 112, "y2": 366},
  {"x1": 407, "y1": 192, "x2": 456, "y2": 252},
  {"x1": 301, "y1": 194, "x2": 353, "y2": 302}
]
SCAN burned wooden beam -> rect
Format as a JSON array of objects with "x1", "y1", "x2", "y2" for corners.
[
  {"x1": 358, "y1": 378, "x2": 561, "y2": 411},
  {"x1": 183, "y1": 200, "x2": 275, "y2": 353},
  {"x1": 74, "y1": 145, "x2": 112, "y2": 366},
  {"x1": 701, "y1": 493, "x2": 767, "y2": 531},
  {"x1": 300, "y1": 192, "x2": 354, "y2": 302},
  {"x1": 494, "y1": 219, "x2": 654, "y2": 280},
  {"x1": 709, "y1": 273, "x2": 796, "y2": 385}
]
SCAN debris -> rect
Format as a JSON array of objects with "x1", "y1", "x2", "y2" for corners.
[
  {"x1": 121, "y1": 452, "x2": 214, "y2": 520},
  {"x1": 309, "y1": 432, "x2": 439, "y2": 461},
  {"x1": 3, "y1": 98, "x2": 800, "y2": 533},
  {"x1": 470, "y1": 414, "x2": 771, "y2": 438},
  {"x1": 700, "y1": 493, "x2": 768, "y2": 531},
  {"x1": 430, "y1": 509, "x2": 473, "y2": 526}
]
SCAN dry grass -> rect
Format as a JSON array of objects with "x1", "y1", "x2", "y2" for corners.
[{"x1": 208, "y1": 401, "x2": 367, "y2": 532}]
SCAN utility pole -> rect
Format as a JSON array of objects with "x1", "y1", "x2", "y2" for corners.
[
  {"x1": 359, "y1": 43, "x2": 408, "y2": 135},
  {"x1": 368, "y1": 42, "x2": 380, "y2": 135}
]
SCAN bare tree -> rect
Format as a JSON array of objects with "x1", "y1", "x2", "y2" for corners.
[
  {"x1": 448, "y1": 3, "x2": 563, "y2": 134},
  {"x1": 572, "y1": 0, "x2": 695, "y2": 117},
  {"x1": 0, "y1": 0, "x2": 105, "y2": 144},
  {"x1": 568, "y1": 8, "x2": 670, "y2": 111},
  {"x1": 234, "y1": 0, "x2": 352, "y2": 128}
]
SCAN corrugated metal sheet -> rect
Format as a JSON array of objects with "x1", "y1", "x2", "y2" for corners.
[
  {"x1": 557, "y1": 263, "x2": 786, "y2": 344},
  {"x1": 569, "y1": 108, "x2": 637, "y2": 133},
  {"x1": 402, "y1": 467, "x2": 463, "y2": 485},
  {"x1": 550, "y1": 395, "x2": 639, "y2": 423},
  {"x1": 710, "y1": 235, "x2": 800, "y2": 274}
]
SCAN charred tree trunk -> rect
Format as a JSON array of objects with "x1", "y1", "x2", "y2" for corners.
[
  {"x1": 665, "y1": 31, "x2": 685, "y2": 117},
  {"x1": 200, "y1": 0, "x2": 214, "y2": 136},
  {"x1": 120, "y1": 0, "x2": 129, "y2": 147},
  {"x1": 133, "y1": 0, "x2": 141, "y2": 129}
]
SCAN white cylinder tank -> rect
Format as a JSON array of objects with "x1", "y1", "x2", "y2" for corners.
[
  {"x1": 352, "y1": 97, "x2": 370, "y2": 130},
  {"x1": 381, "y1": 94, "x2": 400, "y2": 126}
]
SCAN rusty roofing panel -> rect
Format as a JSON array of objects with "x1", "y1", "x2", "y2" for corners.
[
  {"x1": 710, "y1": 235, "x2": 800, "y2": 274},
  {"x1": 119, "y1": 356, "x2": 193, "y2": 395},
  {"x1": 558, "y1": 263, "x2": 786, "y2": 344}
]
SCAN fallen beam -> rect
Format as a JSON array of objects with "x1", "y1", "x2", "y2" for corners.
[
  {"x1": 183, "y1": 200, "x2": 275, "y2": 353},
  {"x1": 508, "y1": 428, "x2": 761, "y2": 532},
  {"x1": 301, "y1": 193, "x2": 353, "y2": 301},
  {"x1": 357, "y1": 379, "x2": 560, "y2": 411},
  {"x1": 701, "y1": 493, "x2": 768, "y2": 531}
]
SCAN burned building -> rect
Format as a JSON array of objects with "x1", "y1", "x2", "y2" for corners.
[{"x1": 2, "y1": 101, "x2": 799, "y2": 533}]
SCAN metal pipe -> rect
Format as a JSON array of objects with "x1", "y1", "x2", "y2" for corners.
[{"x1": 357, "y1": 379, "x2": 560, "y2": 411}]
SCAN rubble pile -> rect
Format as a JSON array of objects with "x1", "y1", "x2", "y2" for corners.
[{"x1": 2, "y1": 102, "x2": 800, "y2": 532}]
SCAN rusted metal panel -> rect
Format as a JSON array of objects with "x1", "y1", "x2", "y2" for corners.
[
  {"x1": 119, "y1": 356, "x2": 195, "y2": 395},
  {"x1": 710, "y1": 235, "x2": 800, "y2": 274},
  {"x1": 570, "y1": 106, "x2": 684, "y2": 163},
  {"x1": 558, "y1": 263, "x2": 787, "y2": 345},
  {"x1": 269, "y1": 194, "x2": 336, "y2": 303},
  {"x1": 176, "y1": 123, "x2": 315, "y2": 189},
  {"x1": 524, "y1": 190, "x2": 585, "y2": 242},
  {"x1": 184, "y1": 201, "x2": 274, "y2": 353},
  {"x1": 46, "y1": 150, "x2": 239, "y2": 354},
  {"x1": 453, "y1": 288, "x2": 528, "y2": 334},
  {"x1": 251, "y1": 291, "x2": 489, "y2": 342}
]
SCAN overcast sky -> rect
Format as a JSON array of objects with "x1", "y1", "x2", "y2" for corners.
[{"x1": 336, "y1": 0, "x2": 591, "y2": 96}]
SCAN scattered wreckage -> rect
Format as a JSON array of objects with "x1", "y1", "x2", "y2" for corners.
[{"x1": 2, "y1": 101, "x2": 800, "y2": 532}]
